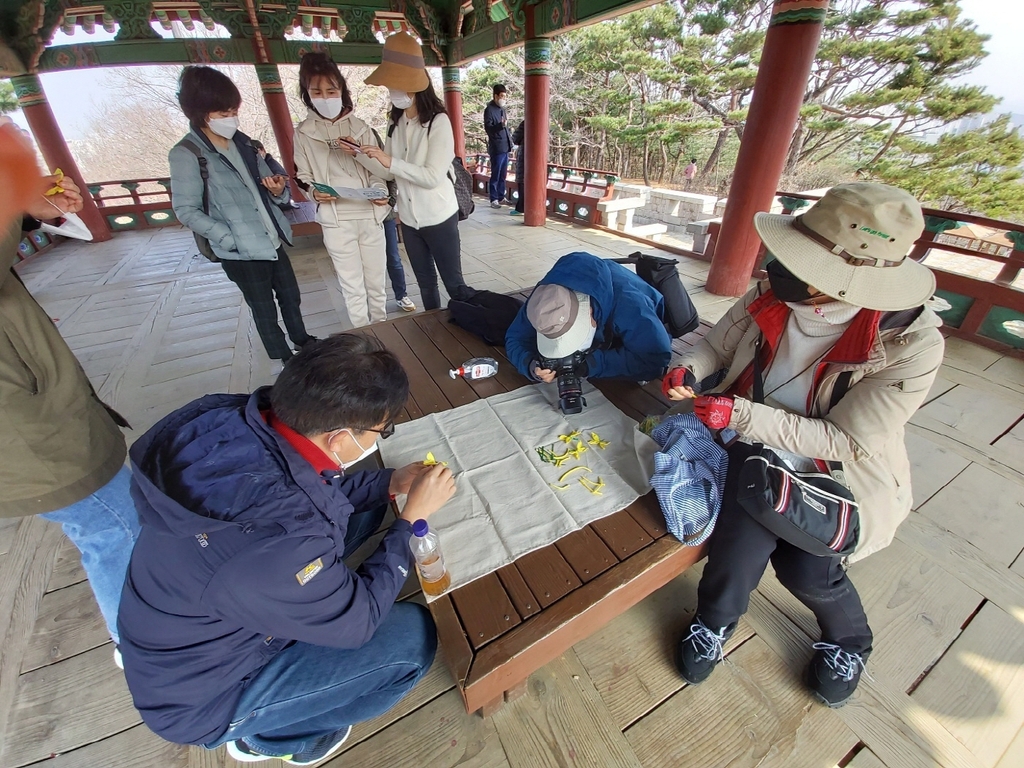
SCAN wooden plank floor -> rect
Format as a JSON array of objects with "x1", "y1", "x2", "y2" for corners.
[{"x1": 3, "y1": 205, "x2": 1023, "y2": 768}]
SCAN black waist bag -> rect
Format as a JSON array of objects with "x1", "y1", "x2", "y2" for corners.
[
  {"x1": 614, "y1": 251, "x2": 699, "y2": 337},
  {"x1": 736, "y1": 446, "x2": 860, "y2": 557},
  {"x1": 448, "y1": 289, "x2": 524, "y2": 346}
]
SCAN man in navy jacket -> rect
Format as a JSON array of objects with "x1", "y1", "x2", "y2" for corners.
[
  {"x1": 505, "y1": 251, "x2": 672, "y2": 383},
  {"x1": 483, "y1": 83, "x2": 513, "y2": 208},
  {"x1": 118, "y1": 334, "x2": 455, "y2": 764}
]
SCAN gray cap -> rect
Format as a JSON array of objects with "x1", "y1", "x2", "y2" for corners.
[{"x1": 526, "y1": 284, "x2": 592, "y2": 359}]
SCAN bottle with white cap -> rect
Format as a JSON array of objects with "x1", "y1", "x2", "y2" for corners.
[
  {"x1": 409, "y1": 519, "x2": 451, "y2": 596},
  {"x1": 449, "y1": 357, "x2": 498, "y2": 380}
]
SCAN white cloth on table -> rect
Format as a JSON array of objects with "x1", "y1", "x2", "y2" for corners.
[{"x1": 378, "y1": 381, "x2": 657, "y2": 598}]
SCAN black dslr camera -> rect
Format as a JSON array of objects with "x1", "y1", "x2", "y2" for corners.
[{"x1": 539, "y1": 351, "x2": 588, "y2": 414}]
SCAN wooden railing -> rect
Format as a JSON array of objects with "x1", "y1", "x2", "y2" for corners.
[
  {"x1": 776, "y1": 192, "x2": 1024, "y2": 357},
  {"x1": 86, "y1": 178, "x2": 177, "y2": 231},
  {"x1": 468, "y1": 154, "x2": 618, "y2": 226},
  {"x1": 43, "y1": 174, "x2": 1024, "y2": 358}
]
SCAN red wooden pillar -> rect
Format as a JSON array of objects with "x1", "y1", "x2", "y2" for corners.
[
  {"x1": 523, "y1": 32, "x2": 551, "y2": 227},
  {"x1": 11, "y1": 74, "x2": 112, "y2": 242},
  {"x1": 706, "y1": 0, "x2": 829, "y2": 297},
  {"x1": 255, "y1": 63, "x2": 305, "y2": 201},
  {"x1": 442, "y1": 66, "x2": 467, "y2": 160}
]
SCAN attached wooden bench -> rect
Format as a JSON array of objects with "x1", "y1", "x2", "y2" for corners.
[{"x1": 366, "y1": 305, "x2": 714, "y2": 716}]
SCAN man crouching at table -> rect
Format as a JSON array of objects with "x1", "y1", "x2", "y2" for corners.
[{"x1": 118, "y1": 333, "x2": 455, "y2": 764}]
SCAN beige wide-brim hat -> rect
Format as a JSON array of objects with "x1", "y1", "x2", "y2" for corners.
[
  {"x1": 365, "y1": 32, "x2": 430, "y2": 93},
  {"x1": 753, "y1": 182, "x2": 936, "y2": 312}
]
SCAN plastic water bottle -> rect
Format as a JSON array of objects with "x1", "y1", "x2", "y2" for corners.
[
  {"x1": 409, "y1": 519, "x2": 451, "y2": 596},
  {"x1": 449, "y1": 357, "x2": 498, "y2": 380}
]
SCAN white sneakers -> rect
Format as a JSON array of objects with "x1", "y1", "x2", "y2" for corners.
[
  {"x1": 225, "y1": 725, "x2": 353, "y2": 765},
  {"x1": 490, "y1": 200, "x2": 502, "y2": 209},
  {"x1": 397, "y1": 296, "x2": 416, "y2": 312}
]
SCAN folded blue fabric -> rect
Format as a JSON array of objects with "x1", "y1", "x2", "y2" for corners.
[{"x1": 650, "y1": 413, "x2": 728, "y2": 546}]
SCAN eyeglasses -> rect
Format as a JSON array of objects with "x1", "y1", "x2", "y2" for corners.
[{"x1": 356, "y1": 420, "x2": 395, "y2": 440}]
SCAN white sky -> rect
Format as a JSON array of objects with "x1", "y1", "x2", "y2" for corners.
[{"x1": 8, "y1": 1, "x2": 1024, "y2": 140}]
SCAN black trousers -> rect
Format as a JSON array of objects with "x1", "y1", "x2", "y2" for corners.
[
  {"x1": 400, "y1": 213, "x2": 470, "y2": 311},
  {"x1": 220, "y1": 248, "x2": 312, "y2": 361},
  {"x1": 697, "y1": 444, "x2": 873, "y2": 655}
]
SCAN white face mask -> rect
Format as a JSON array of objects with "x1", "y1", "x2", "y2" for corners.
[
  {"x1": 208, "y1": 116, "x2": 239, "y2": 140},
  {"x1": 332, "y1": 429, "x2": 380, "y2": 470},
  {"x1": 389, "y1": 90, "x2": 414, "y2": 110},
  {"x1": 312, "y1": 97, "x2": 343, "y2": 120},
  {"x1": 496, "y1": 97, "x2": 506, "y2": 107}
]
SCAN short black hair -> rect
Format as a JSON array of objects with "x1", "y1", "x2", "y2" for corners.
[
  {"x1": 298, "y1": 52, "x2": 353, "y2": 115},
  {"x1": 177, "y1": 66, "x2": 241, "y2": 131},
  {"x1": 270, "y1": 333, "x2": 409, "y2": 437},
  {"x1": 493, "y1": 84, "x2": 506, "y2": 95},
  {"x1": 690, "y1": 157, "x2": 697, "y2": 163}
]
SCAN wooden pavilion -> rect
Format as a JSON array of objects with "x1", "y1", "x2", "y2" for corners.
[{"x1": 1, "y1": 0, "x2": 833, "y2": 297}]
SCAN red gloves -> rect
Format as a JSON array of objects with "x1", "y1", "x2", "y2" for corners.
[
  {"x1": 661, "y1": 367, "x2": 696, "y2": 397},
  {"x1": 693, "y1": 395, "x2": 734, "y2": 430}
]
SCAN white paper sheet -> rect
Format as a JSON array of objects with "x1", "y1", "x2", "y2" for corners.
[{"x1": 378, "y1": 382, "x2": 657, "y2": 598}]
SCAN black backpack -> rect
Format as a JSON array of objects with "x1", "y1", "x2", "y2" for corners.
[
  {"x1": 448, "y1": 290, "x2": 524, "y2": 346},
  {"x1": 388, "y1": 119, "x2": 475, "y2": 221},
  {"x1": 615, "y1": 251, "x2": 700, "y2": 338}
]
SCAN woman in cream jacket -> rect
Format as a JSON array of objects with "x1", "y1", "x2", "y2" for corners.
[
  {"x1": 357, "y1": 32, "x2": 474, "y2": 310},
  {"x1": 294, "y1": 53, "x2": 390, "y2": 328}
]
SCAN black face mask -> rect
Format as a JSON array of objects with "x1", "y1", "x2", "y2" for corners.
[{"x1": 766, "y1": 257, "x2": 813, "y2": 303}]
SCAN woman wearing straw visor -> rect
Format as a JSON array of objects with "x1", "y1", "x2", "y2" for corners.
[
  {"x1": 662, "y1": 183, "x2": 944, "y2": 707},
  {"x1": 356, "y1": 32, "x2": 474, "y2": 310}
]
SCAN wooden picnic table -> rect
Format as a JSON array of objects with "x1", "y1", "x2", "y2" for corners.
[{"x1": 366, "y1": 303, "x2": 712, "y2": 717}]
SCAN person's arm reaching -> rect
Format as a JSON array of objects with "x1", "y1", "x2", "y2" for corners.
[
  {"x1": 387, "y1": 117, "x2": 455, "y2": 190},
  {"x1": 204, "y1": 464, "x2": 455, "y2": 648},
  {"x1": 730, "y1": 330, "x2": 944, "y2": 462}
]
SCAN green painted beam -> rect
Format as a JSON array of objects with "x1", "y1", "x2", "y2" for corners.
[
  {"x1": 35, "y1": 38, "x2": 441, "y2": 72},
  {"x1": 534, "y1": 0, "x2": 660, "y2": 37},
  {"x1": 451, "y1": 0, "x2": 657, "y2": 64}
]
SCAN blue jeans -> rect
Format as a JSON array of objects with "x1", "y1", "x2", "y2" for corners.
[
  {"x1": 206, "y1": 504, "x2": 437, "y2": 758},
  {"x1": 489, "y1": 152, "x2": 509, "y2": 202},
  {"x1": 40, "y1": 465, "x2": 139, "y2": 645},
  {"x1": 383, "y1": 219, "x2": 407, "y2": 301}
]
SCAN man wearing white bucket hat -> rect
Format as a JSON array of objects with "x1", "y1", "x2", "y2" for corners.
[{"x1": 663, "y1": 183, "x2": 944, "y2": 707}]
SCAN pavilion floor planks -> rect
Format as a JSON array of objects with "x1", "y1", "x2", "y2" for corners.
[
  {"x1": 492, "y1": 651, "x2": 644, "y2": 768},
  {"x1": 625, "y1": 635, "x2": 859, "y2": 768},
  {"x1": 4, "y1": 212, "x2": 1022, "y2": 768}
]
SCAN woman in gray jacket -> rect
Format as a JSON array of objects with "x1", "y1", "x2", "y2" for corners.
[
  {"x1": 170, "y1": 66, "x2": 314, "y2": 364},
  {"x1": 664, "y1": 183, "x2": 944, "y2": 708}
]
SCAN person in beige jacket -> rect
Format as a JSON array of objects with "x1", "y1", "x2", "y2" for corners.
[
  {"x1": 357, "y1": 32, "x2": 474, "y2": 311},
  {"x1": 293, "y1": 53, "x2": 390, "y2": 328},
  {"x1": 664, "y1": 183, "x2": 944, "y2": 707}
]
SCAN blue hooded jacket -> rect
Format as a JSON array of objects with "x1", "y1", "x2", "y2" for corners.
[
  {"x1": 505, "y1": 252, "x2": 672, "y2": 381},
  {"x1": 117, "y1": 389, "x2": 414, "y2": 746}
]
